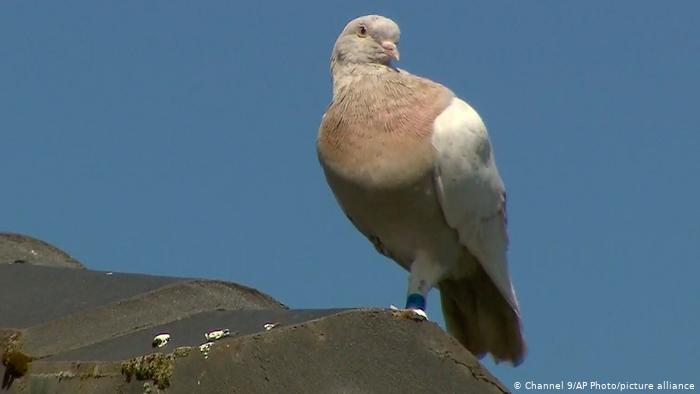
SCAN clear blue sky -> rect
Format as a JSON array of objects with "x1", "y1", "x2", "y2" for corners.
[{"x1": 2, "y1": 1, "x2": 698, "y2": 387}]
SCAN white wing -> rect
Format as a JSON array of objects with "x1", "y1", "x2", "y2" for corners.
[{"x1": 432, "y1": 97, "x2": 520, "y2": 313}]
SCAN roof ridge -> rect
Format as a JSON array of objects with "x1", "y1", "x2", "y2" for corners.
[{"x1": 19, "y1": 280, "x2": 284, "y2": 359}]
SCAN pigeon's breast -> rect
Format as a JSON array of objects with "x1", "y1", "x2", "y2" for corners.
[
  {"x1": 317, "y1": 75, "x2": 453, "y2": 190},
  {"x1": 317, "y1": 75, "x2": 458, "y2": 267}
]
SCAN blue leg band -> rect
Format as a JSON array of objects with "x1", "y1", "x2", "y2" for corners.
[{"x1": 405, "y1": 293, "x2": 426, "y2": 310}]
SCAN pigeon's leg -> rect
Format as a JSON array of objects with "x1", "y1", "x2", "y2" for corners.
[{"x1": 402, "y1": 255, "x2": 446, "y2": 320}]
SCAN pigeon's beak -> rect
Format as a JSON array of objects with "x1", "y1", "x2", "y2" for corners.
[{"x1": 381, "y1": 41, "x2": 400, "y2": 61}]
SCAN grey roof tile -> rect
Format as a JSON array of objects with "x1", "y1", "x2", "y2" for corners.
[{"x1": 1, "y1": 236, "x2": 508, "y2": 393}]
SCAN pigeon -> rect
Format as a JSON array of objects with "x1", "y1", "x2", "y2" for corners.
[{"x1": 317, "y1": 15, "x2": 526, "y2": 365}]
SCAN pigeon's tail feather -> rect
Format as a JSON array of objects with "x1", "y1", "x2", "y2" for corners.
[{"x1": 439, "y1": 265, "x2": 526, "y2": 365}]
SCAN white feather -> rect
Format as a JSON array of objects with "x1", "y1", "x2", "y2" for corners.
[{"x1": 432, "y1": 97, "x2": 520, "y2": 313}]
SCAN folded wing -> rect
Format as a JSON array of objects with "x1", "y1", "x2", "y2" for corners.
[{"x1": 431, "y1": 98, "x2": 519, "y2": 314}]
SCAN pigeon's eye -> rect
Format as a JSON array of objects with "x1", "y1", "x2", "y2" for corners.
[{"x1": 357, "y1": 24, "x2": 368, "y2": 37}]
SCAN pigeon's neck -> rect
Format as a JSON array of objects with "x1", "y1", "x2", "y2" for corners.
[{"x1": 331, "y1": 62, "x2": 397, "y2": 98}]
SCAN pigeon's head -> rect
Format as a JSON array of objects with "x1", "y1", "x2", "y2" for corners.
[{"x1": 332, "y1": 15, "x2": 400, "y2": 67}]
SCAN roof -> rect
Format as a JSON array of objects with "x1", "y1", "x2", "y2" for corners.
[
  {"x1": 0, "y1": 233, "x2": 84, "y2": 269},
  {"x1": 1, "y1": 233, "x2": 508, "y2": 393}
]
